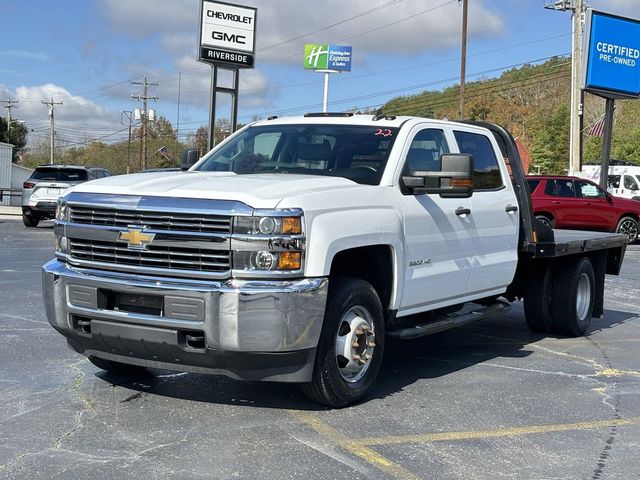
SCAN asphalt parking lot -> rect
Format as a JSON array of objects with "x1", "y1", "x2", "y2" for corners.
[{"x1": 1, "y1": 216, "x2": 639, "y2": 480}]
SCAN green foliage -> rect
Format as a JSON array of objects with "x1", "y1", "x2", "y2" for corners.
[
  {"x1": 530, "y1": 103, "x2": 570, "y2": 174},
  {"x1": 0, "y1": 116, "x2": 28, "y2": 162}
]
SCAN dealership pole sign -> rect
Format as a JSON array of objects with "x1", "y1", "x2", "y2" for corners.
[
  {"x1": 199, "y1": 0, "x2": 257, "y2": 68},
  {"x1": 304, "y1": 44, "x2": 352, "y2": 112},
  {"x1": 582, "y1": 9, "x2": 640, "y2": 98}
]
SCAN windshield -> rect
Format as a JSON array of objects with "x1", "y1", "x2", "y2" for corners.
[
  {"x1": 195, "y1": 124, "x2": 399, "y2": 185},
  {"x1": 31, "y1": 168, "x2": 88, "y2": 182}
]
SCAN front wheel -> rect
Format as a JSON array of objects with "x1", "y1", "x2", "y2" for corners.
[
  {"x1": 616, "y1": 216, "x2": 638, "y2": 243},
  {"x1": 302, "y1": 277, "x2": 385, "y2": 408},
  {"x1": 22, "y1": 214, "x2": 39, "y2": 228}
]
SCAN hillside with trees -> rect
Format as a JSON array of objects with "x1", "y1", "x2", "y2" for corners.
[
  {"x1": 381, "y1": 56, "x2": 640, "y2": 174},
  {"x1": 11, "y1": 56, "x2": 640, "y2": 174}
]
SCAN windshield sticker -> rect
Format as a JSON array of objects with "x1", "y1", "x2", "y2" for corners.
[{"x1": 375, "y1": 128, "x2": 393, "y2": 137}]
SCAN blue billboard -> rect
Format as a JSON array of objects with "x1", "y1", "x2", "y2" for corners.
[{"x1": 583, "y1": 10, "x2": 640, "y2": 98}]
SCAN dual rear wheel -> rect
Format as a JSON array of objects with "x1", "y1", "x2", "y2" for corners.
[{"x1": 524, "y1": 257, "x2": 595, "y2": 337}]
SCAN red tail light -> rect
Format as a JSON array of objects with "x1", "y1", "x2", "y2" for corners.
[{"x1": 23, "y1": 181, "x2": 36, "y2": 189}]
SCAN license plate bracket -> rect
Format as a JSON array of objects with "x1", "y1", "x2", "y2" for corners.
[{"x1": 98, "y1": 290, "x2": 164, "y2": 316}]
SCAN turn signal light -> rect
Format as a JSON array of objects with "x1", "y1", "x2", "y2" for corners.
[
  {"x1": 277, "y1": 251, "x2": 302, "y2": 270},
  {"x1": 450, "y1": 178, "x2": 473, "y2": 187},
  {"x1": 281, "y1": 217, "x2": 302, "y2": 234}
]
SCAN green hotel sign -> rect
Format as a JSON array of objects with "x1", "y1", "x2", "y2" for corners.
[{"x1": 304, "y1": 44, "x2": 352, "y2": 71}]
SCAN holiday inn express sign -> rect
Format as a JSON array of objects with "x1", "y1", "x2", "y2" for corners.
[
  {"x1": 583, "y1": 9, "x2": 640, "y2": 98},
  {"x1": 304, "y1": 44, "x2": 353, "y2": 71},
  {"x1": 198, "y1": 0, "x2": 257, "y2": 68}
]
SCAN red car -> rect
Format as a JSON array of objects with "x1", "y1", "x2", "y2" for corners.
[{"x1": 527, "y1": 175, "x2": 639, "y2": 243}]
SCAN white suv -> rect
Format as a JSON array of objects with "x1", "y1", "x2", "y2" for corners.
[{"x1": 22, "y1": 165, "x2": 110, "y2": 227}]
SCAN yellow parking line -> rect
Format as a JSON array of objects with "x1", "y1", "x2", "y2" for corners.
[
  {"x1": 290, "y1": 410, "x2": 422, "y2": 480},
  {"x1": 360, "y1": 417, "x2": 640, "y2": 446}
]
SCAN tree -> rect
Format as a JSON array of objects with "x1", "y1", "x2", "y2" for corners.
[
  {"x1": 147, "y1": 116, "x2": 176, "y2": 140},
  {"x1": 192, "y1": 126, "x2": 208, "y2": 156},
  {"x1": 0, "y1": 117, "x2": 28, "y2": 162}
]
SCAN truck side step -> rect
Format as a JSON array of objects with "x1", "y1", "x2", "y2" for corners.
[{"x1": 387, "y1": 300, "x2": 511, "y2": 340}]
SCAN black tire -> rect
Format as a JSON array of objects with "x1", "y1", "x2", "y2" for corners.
[
  {"x1": 550, "y1": 257, "x2": 595, "y2": 337},
  {"x1": 302, "y1": 277, "x2": 385, "y2": 408},
  {"x1": 523, "y1": 262, "x2": 554, "y2": 333},
  {"x1": 88, "y1": 356, "x2": 149, "y2": 376},
  {"x1": 616, "y1": 216, "x2": 638, "y2": 243},
  {"x1": 535, "y1": 214, "x2": 554, "y2": 229},
  {"x1": 22, "y1": 214, "x2": 39, "y2": 228}
]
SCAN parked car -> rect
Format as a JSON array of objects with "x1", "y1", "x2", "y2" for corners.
[
  {"x1": 528, "y1": 175, "x2": 639, "y2": 242},
  {"x1": 22, "y1": 165, "x2": 111, "y2": 227}
]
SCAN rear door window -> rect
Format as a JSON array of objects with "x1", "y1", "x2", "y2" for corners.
[
  {"x1": 31, "y1": 169, "x2": 88, "y2": 182},
  {"x1": 544, "y1": 179, "x2": 576, "y2": 198},
  {"x1": 453, "y1": 131, "x2": 503, "y2": 189}
]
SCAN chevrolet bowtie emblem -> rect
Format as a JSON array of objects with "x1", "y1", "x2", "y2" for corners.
[{"x1": 118, "y1": 227, "x2": 155, "y2": 250}]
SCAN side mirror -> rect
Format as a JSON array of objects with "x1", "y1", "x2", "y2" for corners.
[
  {"x1": 402, "y1": 153, "x2": 474, "y2": 198},
  {"x1": 181, "y1": 149, "x2": 199, "y2": 171}
]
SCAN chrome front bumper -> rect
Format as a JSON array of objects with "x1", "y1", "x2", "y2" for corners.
[{"x1": 42, "y1": 259, "x2": 328, "y2": 382}]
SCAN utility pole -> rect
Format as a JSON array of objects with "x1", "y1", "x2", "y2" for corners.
[
  {"x1": 131, "y1": 77, "x2": 158, "y2": 170},
  {"x1": 121, "y1": 111, "x2": 136, "y2": 174},
  {"x1": 545, "y1": 0, "x2": 585, "y2": 174},
  {"x1": 2, "y1": 99, "x2": 18, "y2": 133},
  {"x1": 459, "y1": 0, "x2": 469, "y2": 119},
  {"x1": 42, "y1": 98, "x2": 63, "y2": 164}
]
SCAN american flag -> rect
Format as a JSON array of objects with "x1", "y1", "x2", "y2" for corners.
[{"x1": 587, "y1": 115, "x2": 605, "y2": 137}]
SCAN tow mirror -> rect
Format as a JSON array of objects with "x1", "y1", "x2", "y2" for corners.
[
  {"x1": 181, "y1": 149, "x2": 199, "y2": 171},
  {"x1": 402, "y1": 153, "x2": 474, "y2": 198}
]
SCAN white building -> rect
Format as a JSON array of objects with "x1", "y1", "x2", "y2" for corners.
[{"x1": 0, "y1": 143, "x2": 33, "y2": 206}]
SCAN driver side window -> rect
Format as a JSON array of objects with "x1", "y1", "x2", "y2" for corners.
[{"x1": 402, "y1": 128, "x2": 449, "y2": 177}]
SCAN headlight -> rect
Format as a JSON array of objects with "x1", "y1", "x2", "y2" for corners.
[
  {"x1": 233, "y1": 251, "x2": 303, "y2": 271},
  {"x1": 233, "y1": 216, "x2": 302, "y2": 235},
  {"x1": 56, "y1": 200, "x2": 69, "y2": 222},
  {"x1": 231, "y1": 210, "x2": 304, "y2": 275}
]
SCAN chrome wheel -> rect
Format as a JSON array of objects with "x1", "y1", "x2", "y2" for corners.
[
  {"x1": 575, "y1": 272, "x2": 591, "y2": 322},
  {"x1": 617, "y1": 218, "x2": 638, "y2": 242},
  {"x1": 334, "y1": 305, "x2": 376, "y2": 383}
]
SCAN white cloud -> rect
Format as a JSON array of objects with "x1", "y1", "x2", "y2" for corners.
[
  {"x1": 1, "y1": 83, "x2": 122, "y2": 147},
  {"x1": 100, "y1": 0, "x2": 504, "y2": 62}
]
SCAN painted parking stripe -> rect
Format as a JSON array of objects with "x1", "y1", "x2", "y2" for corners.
[{"x1": 359, "y1": 417, "x2": 640, "y2": 446}]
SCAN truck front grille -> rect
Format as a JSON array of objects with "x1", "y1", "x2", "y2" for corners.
[
  {"x1": 69, "y1": 206, "x2": 232, "y2": 234},
  {"x1": 68, "y1": 238, "x2": 230, "y2": 273}
]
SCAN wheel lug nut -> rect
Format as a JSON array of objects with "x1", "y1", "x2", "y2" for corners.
[
  {"x1": 367, "y1": 341, "x2": 376, "y2": 348},
  {"x1": 352, "y1": 354, "x2": 361, "y2": 361},
  {"x1": 352, "y1": 341, "x2": 359, "y2": 348}
]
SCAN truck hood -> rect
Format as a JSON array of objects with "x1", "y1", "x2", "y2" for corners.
[{"x1": 66, "y1": 171, "x2": 362, "y2": 209}]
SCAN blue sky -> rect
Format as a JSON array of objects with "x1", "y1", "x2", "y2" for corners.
[{"x1": 1, "y1": 0, "x2": 639, "y2": 148}]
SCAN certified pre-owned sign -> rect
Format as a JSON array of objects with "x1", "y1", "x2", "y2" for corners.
[{"x1": 199, "y1": 0, "x2": 257, "y2": 68}]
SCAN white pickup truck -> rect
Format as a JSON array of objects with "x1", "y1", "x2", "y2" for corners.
[{"x1": 43, "y1": 114, "x2": 628, "y2": 407}]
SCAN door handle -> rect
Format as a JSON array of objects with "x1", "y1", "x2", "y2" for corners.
[
  {"x1": 505, "y1": 204, "x2": 518, "y2": 213},
  {"x1": 455, "y1": 207, "x2": 471, "y2": 216},
  {"x1": 552, "y1": 201, "x2": 560, "y2": 205}
]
